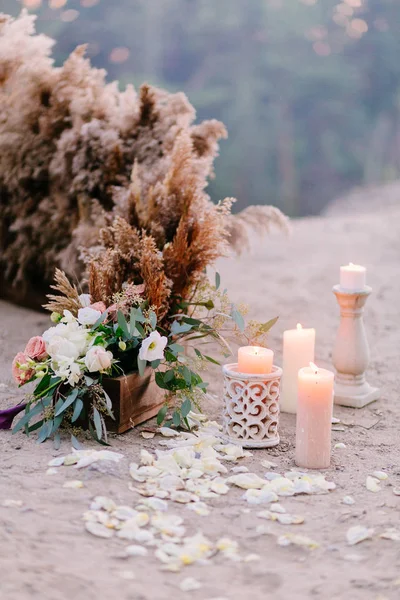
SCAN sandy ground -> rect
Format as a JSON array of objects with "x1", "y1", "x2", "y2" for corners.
[{"x1": 1, "y1": 197, "x2": 400, "y2": 600}]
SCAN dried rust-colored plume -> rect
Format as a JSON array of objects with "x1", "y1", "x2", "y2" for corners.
[
  {"x1": 1, "y1": 12, "x2": 288, "y2": 315},
  {"x1": 139, "y1": 233, "x2": 171, "y2": 319}
]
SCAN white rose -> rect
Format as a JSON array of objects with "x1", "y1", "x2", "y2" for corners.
[
  {"x1": 42, "y1": 326, "x2": 58, "y2": 344},
  {"x1": 84, "y1": 346, "x2": 113, "y2": 373},
  {"x1": 63, "y1": 322, "x2": 90, "y2": 355},
  {"x1": 78, "y1": 307, "x2": 102, "y2": 326},
  {"x1": 139, "y1": 331, "x2": 168, "y2": 362},
  {"x1": 47, "y1": 335, "x2": 80, "y2": 361},
  {"x1": 79, "y1": 293, "x2": 92, "y2": 307}
]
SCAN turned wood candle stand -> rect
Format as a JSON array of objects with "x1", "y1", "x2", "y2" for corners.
[
  {"x1": 332, "y1": 284, "x2": 379, "y2": 408},
  {"x1": 222, "y1": 363, "x2": 281, "y2": 448}
]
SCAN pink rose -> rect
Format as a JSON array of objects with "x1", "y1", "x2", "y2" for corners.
[
  {"x1": 12, "y1": 352, "x2": 35, "y2": 386},
  {"x1": 24, "y1": 336, "x2": 47, "y2": 360},
  {"x1": 90, "y1": 302, "x2": 107, "y2": 313}
]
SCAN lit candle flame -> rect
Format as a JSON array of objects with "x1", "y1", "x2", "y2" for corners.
[
  {"x1": 296, "y1": 323, "x2": 302, "y2": 330},
  {"x1": 310, "y1": 361, "x2": 319, "y2": 374}
]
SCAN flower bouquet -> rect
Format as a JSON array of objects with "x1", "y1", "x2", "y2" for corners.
[{"x1": 11, "y1": 268, "x2": 278, "y2": 445}]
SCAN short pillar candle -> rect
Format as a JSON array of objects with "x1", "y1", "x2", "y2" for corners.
[
  {"x1": 280, "y1": 324, "x2": 315, "y2": 414},
  {"x1": 237, "y1": 346, "x2": 274, "y2": 375},
  {"x1": 295, "y1": 363, "x2": 334, "y2": 469},
  {"x1": 340, "y1": 263, "x2": 366, "y2": 291}
]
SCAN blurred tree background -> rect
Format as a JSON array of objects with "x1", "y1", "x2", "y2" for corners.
[{"x1": 3, "y1": 0, "x2": 400, "y2": 216}]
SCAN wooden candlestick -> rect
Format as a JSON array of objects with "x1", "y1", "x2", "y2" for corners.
[{"x1": 332, "y1": 285, "x2": 379, "y2": 408}]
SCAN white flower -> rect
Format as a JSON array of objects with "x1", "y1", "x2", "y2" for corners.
[
  {"x1": 68, "y1": 362, "x2": 82, "y2": 386},
  {"x1": 47, "y1": 335, "x2": 80, "y2": 361},
  {"x1": 139, "y1": 331, "x2": 167, "y2": 362},
  {"x1": 43, "y1": 321, "x2": 89, "y2": 357},
  {"x1": 85, "y1": 346, "x2": 113, "y2": 373},
  {"x1": 78, "y1": 307, "x2": 102, "y2": 326},
  {"x1": 62, "y1": 310, "x2": 76, "y2": 323},
  {"x1": 79, "y1": 293, "x2": 92, "y2": 308}
]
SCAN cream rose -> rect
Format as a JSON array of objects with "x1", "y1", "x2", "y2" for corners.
[{"x1": 84, "y1": 346, "x2": 113, "y2": 373}]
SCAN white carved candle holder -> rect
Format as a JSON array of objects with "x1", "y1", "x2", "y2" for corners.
[
  {"x1": 332, "y1": 284, "x2": 379, "y2": 408},
  {"x1": 222, "y1": 363, "x2": 282, "y2": 448}
]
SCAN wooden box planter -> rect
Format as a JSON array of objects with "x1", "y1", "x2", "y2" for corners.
[{"x1": 103, "y1": 369, "x2": 165, "y2": 434}]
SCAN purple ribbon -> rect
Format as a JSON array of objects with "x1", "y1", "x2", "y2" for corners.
[{"x1": 0, "y1": 403, "x2": 27, "y2": 430}]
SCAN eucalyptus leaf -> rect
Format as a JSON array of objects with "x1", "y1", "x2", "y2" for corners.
[
  {"x1": 93, "y1": 407, "x2": 102, "y2": 440},
  {"x1": 182, "y1": 366, "x2": 192, "y2": 386},
  {"x1": 71, "y1": 434, "x2": 82, "y2": 450},
  {"x1": 181, "y1": 398, "x2": 192, "y2": 418},
  {"x1": 71, "y1": 398, "x2": 84, "y2": 423},
  {"x1": 168, "y1": 343, "x2": 185, "y2": 355},
  {"x1": 215, "y1": 271, "x2": 221, "y2": 290},
  {"x1": 85, "y1": 375, "x2": 95, "y2": 386},
  {"x1": 149, "y1": 310, "x2": 157, "y2": 329},
  {"x1": 137, "y1": 357, "x2": 146, "y2": 376},
  {"x1": 164, "y1": 370, "x2": 175, "y2": 383},
  {"x1": 171, "y1": 321, "x2": 192, "y2": 335},
  {"x1": 172, "y1": 411, "x2": 181, "y2": 427},
  {"x1": 259, "y1": 316, "x2": 279, "y2": 333},
  {"x1": 117, "y1": 310, "x2": 130, "y2": 339},
  {"x1": 231, "y1": 305, "x2": 245, "y2": 332},
  {"x1": 151, "y1": 359, "x2": 161, "y2": 369},
  {"x1": 53, "y1": 431, "x2": 61, "y2": 450},
  {"x1": 93, "y1": 310, "x2": 108, "y2": 329},
  {"x1": 12, "y1": 397, "x2": 52, "y2": 434},
  {"x1": 54, "y1": 388, "x2": 79, "y2": 417},
  {"x1": 37, "y1": 420, "x2": 52, "y2": 444},
  {"x1": 157, "y1": 405, "x2": 168, "y2": 426}
]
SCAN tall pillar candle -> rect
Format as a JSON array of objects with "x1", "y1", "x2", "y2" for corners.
[
  {"x1": 280, "y1": 324, "x2": 315, "y2": 414},
  {"x1": 295, "y1": 363, "x2": 334, "y2": 469}
]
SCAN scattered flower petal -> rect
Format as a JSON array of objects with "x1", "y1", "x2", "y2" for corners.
[
  {"x1": 334, "y1": 443, "x2": 346, "y2": 449},
  {"x1": 372, "y1": 471, "x2": 388, "y2": 481},
  {"x1": 346, "y1": 526, "x2": 374, "y2": 546},
  {"x1": 342, "y1": 496, "x2": 355, "y2": 505},
  {"x1": 366, "y1": 476, "x2": 381, "y2": 493},
  {"x1": 277, "y1": 533, "x2": 319, "y2": 549},
  {"x1": 85, "y1": 521, "x2": 114, "y2": 538},
  {"x1": 179, "y1": 578, "x2": 202, "y2": 592},
  {"x1": 380, "y1": 528, "x2": 400, "y2": 542},
  {"x1": 63, "y1": 480, "x2": 84, "y2": 489},
  {"x1": 1, "y1": 499, "x2": 23, "y2": 508},
  {"x1": 126, "y1": 545, "x2": 148, "y2": 556}
]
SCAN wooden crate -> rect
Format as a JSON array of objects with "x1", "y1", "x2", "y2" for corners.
[{"x1": 103, "y1": 369, "x2": 165, "y2": 434}]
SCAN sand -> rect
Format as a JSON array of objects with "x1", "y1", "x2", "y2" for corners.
[{"x1": 1, "y1": 196, "x2": 400, "y2": 600}]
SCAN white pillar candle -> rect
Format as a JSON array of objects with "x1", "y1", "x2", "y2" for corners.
[
  {"x1": 280, "y1": 324, "x2": 315, "y2": 414},
  {"x1": 340, "y1": 263, "x2": 366, "y2": 291},
  {"x1": 237, "y1": 346, "x2": 274, "y2": 374},
  {"x1": 295, "y1": 362, "x2": 334, "y2": 469}
]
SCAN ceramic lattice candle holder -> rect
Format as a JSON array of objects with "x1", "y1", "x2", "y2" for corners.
[{"x1": 222, "y1": 363, "x2": 282, "y2": 448}]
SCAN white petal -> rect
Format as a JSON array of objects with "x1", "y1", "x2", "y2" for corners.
[
  {"x1": 342, "y1": 496, "x2": 355, "y2": 505},
  {"x1": 85, "y1": 521, "x2": 114, "y2": 538},
  {"x1": 179, "y1": 578, "x2": 202, "y2": 592},
  {"x1": 126, "y1": 545, "x2": 148, "y2": 557},
  {"x1": 366, "y1": 476, "x2": 381, "y2": 492},
  {"x1": 346, "y1": 526, "x2": 374, "y2": 545},
  {"x1": 372, "y1": 471, "x2": 388, "y2": 481},
  {"x1": 380, "y1": 528, "x2": 400, "y2": 542},
  {"x1": 63, "y1": 480, "x2": 84, "y2": 489}
]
